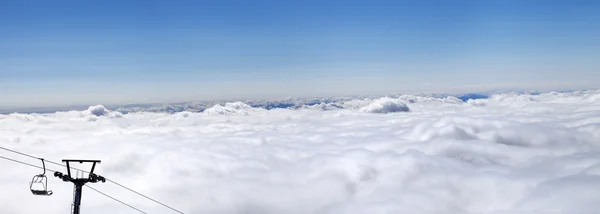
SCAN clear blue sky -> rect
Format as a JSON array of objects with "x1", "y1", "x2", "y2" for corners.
[{"x1": 1, "y1": 0, "x2": 599, "y2": 108}]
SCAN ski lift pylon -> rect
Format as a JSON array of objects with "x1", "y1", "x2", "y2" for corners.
[{"x1": 30, "y1": 158, "x2": 53, "y2": 196}]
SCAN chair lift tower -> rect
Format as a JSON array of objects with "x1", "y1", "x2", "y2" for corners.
[{"x1": 53, "y1": 160, "x2": 106, "y2": 214}]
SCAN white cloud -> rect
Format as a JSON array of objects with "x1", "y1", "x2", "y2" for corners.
[
  {"x1": 203, "y1": 102, "x2": 255, "y2": 115},
  {"x1": 0, "y1": 90, "x2": 600, "y2": 214},
  {"x1": 359, "y1": 97, "x2": 410, "y2": 114},
  {"x1": 86, "y1": 105, "x2": 110, "y2": 117}
]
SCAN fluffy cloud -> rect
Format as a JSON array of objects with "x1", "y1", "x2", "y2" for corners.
[
  {"x1": 86, "y1": 105, "x2": 110, "y2": 117},
  {"x1": 203, "y1": 102, "x2": 255, "y2": 115},
  {"x1": 77, "y1": 105, "x2": 122, "y2": 121},
  {"x1": 359, "y1": 97, "x2": 410, "y2": 113},
  {"x1": 0, "y1": 90, "x2": 599, "y2": 214}
]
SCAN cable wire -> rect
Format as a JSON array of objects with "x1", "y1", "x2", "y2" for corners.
[
  {"x1": 86, "y1": 185, "x2": 148, "y2": 214},
  {"x1": 105, "y1": 179, "x2": 184, "y2": 214},
  {"x1": 0, "y1": 153, "x2": 147, "y2": 214},
  {"x1": 0, "y1": 154, "x2": 58, "y2": 173},
  {"x1": 0, "y1": 147, "x2": 41, "y2": 160},
  {"x1": 1, "y1": 146, "x2": 84, "y2": 172},
  {"x1": 0, "y1": 146, "x2": 185, "y2": 214}
]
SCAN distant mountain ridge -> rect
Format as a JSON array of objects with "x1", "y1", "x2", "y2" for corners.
[{"x1": 457, "y1": 94, "x2": 489, "y2": 102}]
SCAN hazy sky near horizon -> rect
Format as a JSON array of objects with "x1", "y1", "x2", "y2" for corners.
[{"x1": 1, "y1": 0, "x2": 599, "y2": 108}]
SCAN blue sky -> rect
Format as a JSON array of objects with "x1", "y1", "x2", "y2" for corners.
[{"x1": 1, "y1": 0, "x2": 599, "y2": 108}]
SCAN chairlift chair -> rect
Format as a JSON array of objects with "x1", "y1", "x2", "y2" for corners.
[{"x1": 30, "y1": 159, "x2": 53, "y2": 196}]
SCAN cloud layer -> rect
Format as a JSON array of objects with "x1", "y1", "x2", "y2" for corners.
[{"x1": 1, "y1": 90, "x2": 600, "y2": 214}]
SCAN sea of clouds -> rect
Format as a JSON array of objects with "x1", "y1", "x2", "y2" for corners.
[{"x1": 1, "y1": 90, "x2": 600, "y2": 214}]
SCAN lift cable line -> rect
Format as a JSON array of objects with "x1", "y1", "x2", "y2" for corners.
[
  {"x1": 86, "y1": 185, "x2": 148, "y2": 214},
  {"x1": 0, "y1": 152, "x2": 147, "y2": 214},
  {"x1": 0, "y1": 146, "x2": 41, "y2": 160},
  {"x1": 105, "y1": 178, "x2": 184, "y2": 214},
  {"x1": 0, "y1": 154, "x2": 58, "y2": 173},
  {"x1": 0, "y1": 146, "x2": 184, "y2": 214}
]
